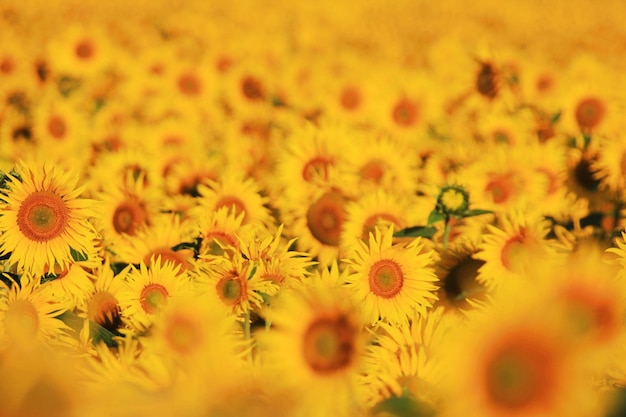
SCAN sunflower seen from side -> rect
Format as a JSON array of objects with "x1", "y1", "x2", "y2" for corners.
[
  {"x1": 344, "y1": 226, "x2": 438, "y2": 325},
  {"x1": 0, "y1": 162, "x2": 99, "y2": 276}
]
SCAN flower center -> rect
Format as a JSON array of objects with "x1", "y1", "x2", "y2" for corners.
[
  {"x1": 359, "y1": 159, "x2": 386, "y2": 183},
  {"x1": 485, "y1": 174, "x2": 514, "y2": 204},
  {"x1": 361, "y1": 213, "x2": 400, "y2": 240},
  {"x1": 163, "y1": 314, "x2": 202, "y2": 355},
  {"x1": 144, "y1": 248, "x2": 190, "y2": 272},
  {"x1": 302, "y1": 315, "x2": 357, "y2": 374},
  {"x1": 112, "y1": 199, "x2": 147, "y2": 235},
  {"x1": 306, "y1": 191, "x2": 346, "y2": 247},
  {"x1": 575, "y1": 96, "x2": 605, "y2": 131},
  {"x1": 391, "y1": 98, "x2": 419, "y2": 127},
  {"x1": 87, "y1": 291, "x2": 122, "y2": 332},
  {"x1": 562, "y1": 286, "x2": 618, "y2": 343},
  {"x1": 75, "y1": 40, "x2": 94, "y2": 60},
  {"x1": 140, "y1": 283, "x2": 169, "y2": 314},
  {"x1": 441, "y1": 257, "x2": 486, "y2": 306},
  {"x1": 47, "y1": 116, "x2": 67, "y2": 139},
  {"x1": 368, "y1": 259, "x2": 404, "y2": 298},
  {"x1": 17, "y1": 191, "x2": 69, "y2": 242},
  {"x1": 340, "y1": 86, "x2": 361, "y2": 111},
  {"x1": 484, "y1": 336, "x2": 556, "y2": 410},
  {"x1": 216, "y1": 274, "x2": 245, "y2": 306},
  {"x1": 0, "y1": 58, "x2": 14, "y2": 74},
  {"x1": 302, "y1": 157, "x2": 334, "y2": 182},
  {"x1": 215, "y1": 196, "x2": 247, "y2": 222},
  {"x1": 241, "y1": 76, "x2": 265, "y2": 101},
  {"x1": 476, "y1": 62, "x2": 499, "y2": 99},
  {"x1": 573, "y1": 155, "x2": 601, "y2": 192},
  {"x1": 178, "y1": 73, "x2": 201, "y2": 96}
]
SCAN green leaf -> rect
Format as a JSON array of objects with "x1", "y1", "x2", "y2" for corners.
[
  {"x1": 427, "y1": 210, "x2": 446, "y2": 225},
  {"x1": 371, "y1": 395, "x2": 436, "y2": 417},
  {"x1": 462, "y1": 209, "x2": 493, "y2": 218},
  {"x1": 70, "y1": 247, "x2": 89, "y2": 262},
  {"x1": 550, "y1": 111, "x2": 561, "y2": 124},
  {"x1": 393, "y1": 225, "x2": 437, "y2": 239}
]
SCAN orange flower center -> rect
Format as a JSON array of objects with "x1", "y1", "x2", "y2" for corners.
[
  {"x1": 368, "y1": 259, "x2": 404, "y2": 298},
  {"x1": 340, "y1": 86, "x2": 361, "y2": 111},
  {"x1": 483, "y1": 333, "x2": 558, "y2": 411},
  {"x1": 562, "y1": 285, "x2": 618, "y2": 344},
  {"x1": 306, "y1": 191, "x2": 346, "y2": 246},
  {"x1": 500, "y1": 234, "x2": 528, "y2": 273},
  {"x1": 178, "y1": 73, "x2": 201, "y2": 96},
  {"x1": 391, "y1": 98, "x2": 419, "y2": 127},
  {"x1": 140, "y1": 283, "x2": 169, "y2": 314},
  {"x1": 359, "y1": 159, "x2": 386, "y2": 183},
  {"x1": 112, "y1": 199, "x2": 147, "y2": 235},
  {"x1": 216, "y1": 274, "x2": 245, "y2": 306},
  {"x1": 216, "y1": 196, "x2": 247, "y2": 222},
  {"x1": 163, "y1": 314, "x2": 202, "y2": 355},
  {"x1": 0, "y1": 58, "x2": 14, "y2": 74},
  {"x1": 144, "y1": 247, "x2": 190, "y2": 273},
  {"x1": 47, "y1": 116, "x2": 67, "y2": 139},
  {"x1": 87, "y1": 290, "x2": 122, "y2": 332},
  {"x1": 75, "y1": 40, "x2": 94, "y2": 60},
  {"x1": 302, "y1": 156, "x2": 334, "y2": 182},
  {"x1": 485, "y1": 174, "x2": 514, "y2": 204},
  {"x1": 361, "y1": 213, "x2": 400, "y2": 240},
  {"x1": 302, "y1": 315, "x2": 357, "y2": 374},
  {"x1": 575, "y1": 96, "x2": 605, "y2": 131},
  {"x1": 17, "y1": 191, "x2": 69, "y2": 242}
]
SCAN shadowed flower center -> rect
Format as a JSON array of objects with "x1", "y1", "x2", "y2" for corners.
[
  {"x1": 562, "y1": 286, "x2": 617, "y2": 343},
  {"x1": 302, "y1": 315, "x2": 357, "y2": 374},
  {"x1": 362, "y1": 213, "x2": 400, "y2": 240},
  {"x1": 145, "y1": 248, "x2": 190, "y2": 272},
  {"x1": 306, "y1": 191, "x2": 346, "y2": 246},
  {"x1": 178, "y1": 73, "x2": 201, "y2": 96},
  {"x1": 441, "y1": 256, "x2": 486, "y2": 306},
  {"x1": 17, "y1": 191, "x2": 69, "y2": 242},
  {"x1": 87, "y1": 291, "x2": 122, "y2": 332},
  {"x1": 476, "y1": 62, "x2": 499, "y2": 99},
  {"x1": 217, "y1": 274, "x2": 245, "y2": 306},
  {"x1": 368, "y1": 259, "x2": 404, "y2": 298},
  {"x1": 241, "y1": 76, "x2": 265, "y2": 101},
  {"x1": 216, "y1": 196, "x2": 247, "y2": 222},
  {"x1": 359, "y1": 159, "x2": 386, "y2": 183},
  {"x1": 140, "y1": 283, "x2": 169, "y2": 314}
]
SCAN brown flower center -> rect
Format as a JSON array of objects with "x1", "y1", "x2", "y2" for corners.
[
  {"x1": 112, "y1": 199, "x2": 147, "y2": 235},
  {"x1": 340, "y1": 86, "x2": 361, "y2": 111},
  {"x1": 47, "y1": 116, "x2": 67, "y2": 139},
  {"x1": 302, "y1": 315, "x2": 357, "y2": 374},
  {"x1": 575, "y1": 96, "x2": 605, "y2": 131},
  {"x1": 392, "y1": 98, "x2": 419, "y2": 127},
  {"x1": 216, "y1": 274, "x2": 245, "y2": 306},
  {"x1": 75, "y1": 40, "x2": 94, "y2": 60},
  {"x1": 17, "y1": 191, "x2": 69, "y2": 242},
  {"x1": 178, "y1": 73, "x2": 202, "y2": 96},
  {"x1": 241, "y1": 76, "x2": 265, "y2": 101}
]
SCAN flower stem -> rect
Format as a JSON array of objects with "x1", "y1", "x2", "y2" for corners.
[{"x1": 443, "y1": 217, "x2": 452, "y2": 250}]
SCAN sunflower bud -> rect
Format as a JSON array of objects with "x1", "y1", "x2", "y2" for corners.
[{"x1": 437, "y1": 185, "x2": 470, "y2": 216}]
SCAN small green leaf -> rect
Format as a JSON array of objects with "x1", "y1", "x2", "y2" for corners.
[
  {"x1": 393, "y1": 225, "x2": 437, "y2": 239},
  {"x1": 550, "y1": 111, "x2": 561, "y2": 124},
  {"x1": 461, "y1": 209, "x2": 493, "y2": 218},
  {"x1": 427, "y1": 210, "x2": 446, "y2": 225},
  {"x1": 70, "y1": 247, "x2": 89, "y2": 262},
  {"x1": 371, "y1": 395, "x2": 436, "y2": 417}
]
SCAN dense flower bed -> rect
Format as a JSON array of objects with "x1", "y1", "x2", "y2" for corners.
[{"x1": 2, "y1": 1, "x2": 626, "y2": 416}]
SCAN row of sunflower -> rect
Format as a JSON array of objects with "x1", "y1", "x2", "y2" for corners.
[{"x1": 2, "y1": 1, "x2": 626, "y2": 417}]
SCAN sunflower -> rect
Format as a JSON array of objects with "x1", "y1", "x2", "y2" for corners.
[
  {"x1": 111, "y1": 213, "x2": 197, "y2": 273},
  {"x1": 195, "y1": 254, "x2": 277, "y2": 318},
  {"x1": 434, "y1": 238, "x2": 488, "y2": 314},
  {"x1": 341, "y1": 188, "x2": 431, "y2": 251},
  {"x1": 0, "y1": 161, "x2": 99, "y2": 276},
  {"x1": 194, "y1": 172, "x2": 274, "y2": 228},
  {"x1": 0, "y1": 274, "x2": 74, "y2": 349},
  {"x1": 192, "y1": 206, "x2": 249, "y2": 259},
  {"x1": 117, "y1": 259, "x2": 193, "y2": 331},
  {"x1": 435, "y1": 288, "x2": 600, "y2": 417},
  {"x1": 475, "y1": 212, "x2": 562, "y2": 290},
  {"x1": 258, "y1": 283, "x2": 367, "y2": 417},
  {"x1": 344, "y1": 226, "x2": 438, "y2": 325}
]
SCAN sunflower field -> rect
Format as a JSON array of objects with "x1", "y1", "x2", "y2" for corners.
[{"x1": 2, "y1": 1, "x2": 626, "y2": 416}]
